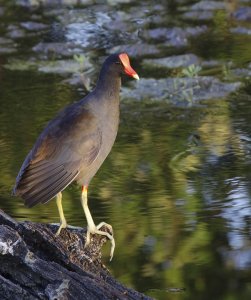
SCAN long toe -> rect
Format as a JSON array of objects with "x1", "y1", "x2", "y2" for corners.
[
  {"x1": 84, "y1": 229, "x2": 91, "y2": 248},
  {"x1": 55, "y1": 222, "x2": 67, "y2": 236},
  {"x1": 85, "y1": 223, "x2": 115, "y2": 261},
  {"x1": 96, "y1": 221, "x2": 113, "y2": 233},
  {"x1": 95, "y1": 228, "x2": 115, "y2": 261}
]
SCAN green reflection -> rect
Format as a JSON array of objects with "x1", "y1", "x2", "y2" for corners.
[{"x1": 1, "y1": 1, "x2": 251, "y2": 299}]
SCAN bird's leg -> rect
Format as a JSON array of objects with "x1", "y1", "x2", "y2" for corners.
[
  {"x1": 55, "y1": 192, "x2": 67, "y2": 236},
  {"x1": 81, "y1": 185, "x2": 115, "y2": 261},
  {"x1": 81, "y1": 185, "x2": 96, "y2": 245}
]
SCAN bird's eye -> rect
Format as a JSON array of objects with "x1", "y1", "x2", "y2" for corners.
[{"x1": 115, "y1": 61, "x2": 122, "y2": 65}]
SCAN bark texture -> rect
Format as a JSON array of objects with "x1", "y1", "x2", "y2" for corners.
[{"x1": 0, "y1": 210, "x2": 152, "y2": 300}]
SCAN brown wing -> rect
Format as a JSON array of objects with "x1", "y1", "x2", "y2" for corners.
[{"x1": 13, "y1": 103, "x2": 102, "y2": 207}]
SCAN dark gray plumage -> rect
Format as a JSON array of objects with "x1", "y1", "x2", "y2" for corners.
[
  {"x1": 13, "y1": 102, "x2": 103, "y2": 207},
  {"x1": 13, "y1": 53, "x2": 139, "y2": 260}
]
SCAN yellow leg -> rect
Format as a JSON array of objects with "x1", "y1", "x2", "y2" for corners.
[
  {"x1": 81, "y1": 185, "x2": 115, "y2": 261},
  {"x1": 55, "y1": 192, "x2": 67, "y2": 236}
]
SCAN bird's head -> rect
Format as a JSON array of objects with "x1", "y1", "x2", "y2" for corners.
[{"x1": 103, "y1": 53, "x2": 139, "y2": 80}]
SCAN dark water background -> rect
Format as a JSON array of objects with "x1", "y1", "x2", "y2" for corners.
[{"x1": 1, "y1": 0, "x2": 251, "y2": 299}]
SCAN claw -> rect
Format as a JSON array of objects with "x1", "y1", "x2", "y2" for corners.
[{"x1": 84, "y1": 222, "x2": 115, "y2": 261}]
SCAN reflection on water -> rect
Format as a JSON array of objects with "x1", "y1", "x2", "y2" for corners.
[
  {"x1": 2, "y1": 74, "x2": 251, "y2": 299},
  {"x1": 1, "y1": 1, "x2": 251, "y2": 300}
]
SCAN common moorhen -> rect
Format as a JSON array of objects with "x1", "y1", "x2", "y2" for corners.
[{"x1": 13, "y1": 53, "x2": 139, "y2": 260}]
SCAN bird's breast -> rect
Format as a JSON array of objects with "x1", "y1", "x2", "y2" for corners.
[
  {"x1": 97, "y1": 105, "x2": 120, "y2": 165},
  {"x1": 76, "y1": 103, "x2": 120, "y2": 186}
]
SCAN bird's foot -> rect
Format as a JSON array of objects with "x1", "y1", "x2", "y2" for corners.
[
  {"x1": 85, "y1": 222, "x2": 115, "y2": 261},
  {"x1": 55, "y1": 220, "x2": 67, "y2": 236}
]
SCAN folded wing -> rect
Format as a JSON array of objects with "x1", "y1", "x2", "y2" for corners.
[{"x1": 13, "y1": 104, "x2": 102, "y2": 207}]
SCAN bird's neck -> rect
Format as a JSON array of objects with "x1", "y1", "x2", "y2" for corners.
[{"x1": 94, "y1": 69, "x2": 121, "y2": 102}]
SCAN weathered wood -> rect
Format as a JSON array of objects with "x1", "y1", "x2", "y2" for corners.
[{"x1": 0, "y1": 210, "x2": 152, "y2": 300}]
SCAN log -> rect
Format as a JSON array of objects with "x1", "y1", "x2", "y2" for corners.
[{"x1": 0, "y1": 210, "x2": 152, "y2": 300}]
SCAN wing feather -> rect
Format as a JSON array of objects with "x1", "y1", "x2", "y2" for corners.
[
  {"x1": 20, "y1": 165, "x2": 67, "y2": 196},
  {"x1": 24, "y1": 170, "x2": 79, "y2": 207},
  {"x1": 17, "y1": 164, "x2": 63, "y2": 187},
  {"x1": 13, "y1": 103, "x2": 102, "y2": 207}
]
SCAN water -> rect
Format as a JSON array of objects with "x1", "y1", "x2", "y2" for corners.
[{"x1": 1, "y1": 1, "x2": 251, "y2": 299}]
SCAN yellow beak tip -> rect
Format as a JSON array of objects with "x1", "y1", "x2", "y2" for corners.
[{"x1": 133, "y1": 74, "x2": 140, "y2": 80}]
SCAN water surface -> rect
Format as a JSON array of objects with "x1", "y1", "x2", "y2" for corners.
[{"x1": 1, "y1": 1, "x2": 251, "y2": 299}]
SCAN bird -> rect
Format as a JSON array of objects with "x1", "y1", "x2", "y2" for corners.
[{"x1": 13, "y1": 53, "x2": 139, "y2": 260}]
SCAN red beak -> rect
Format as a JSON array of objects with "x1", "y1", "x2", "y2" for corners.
[{"x1": 119, "y1": 53, "x2": 139, "y2": 80}]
